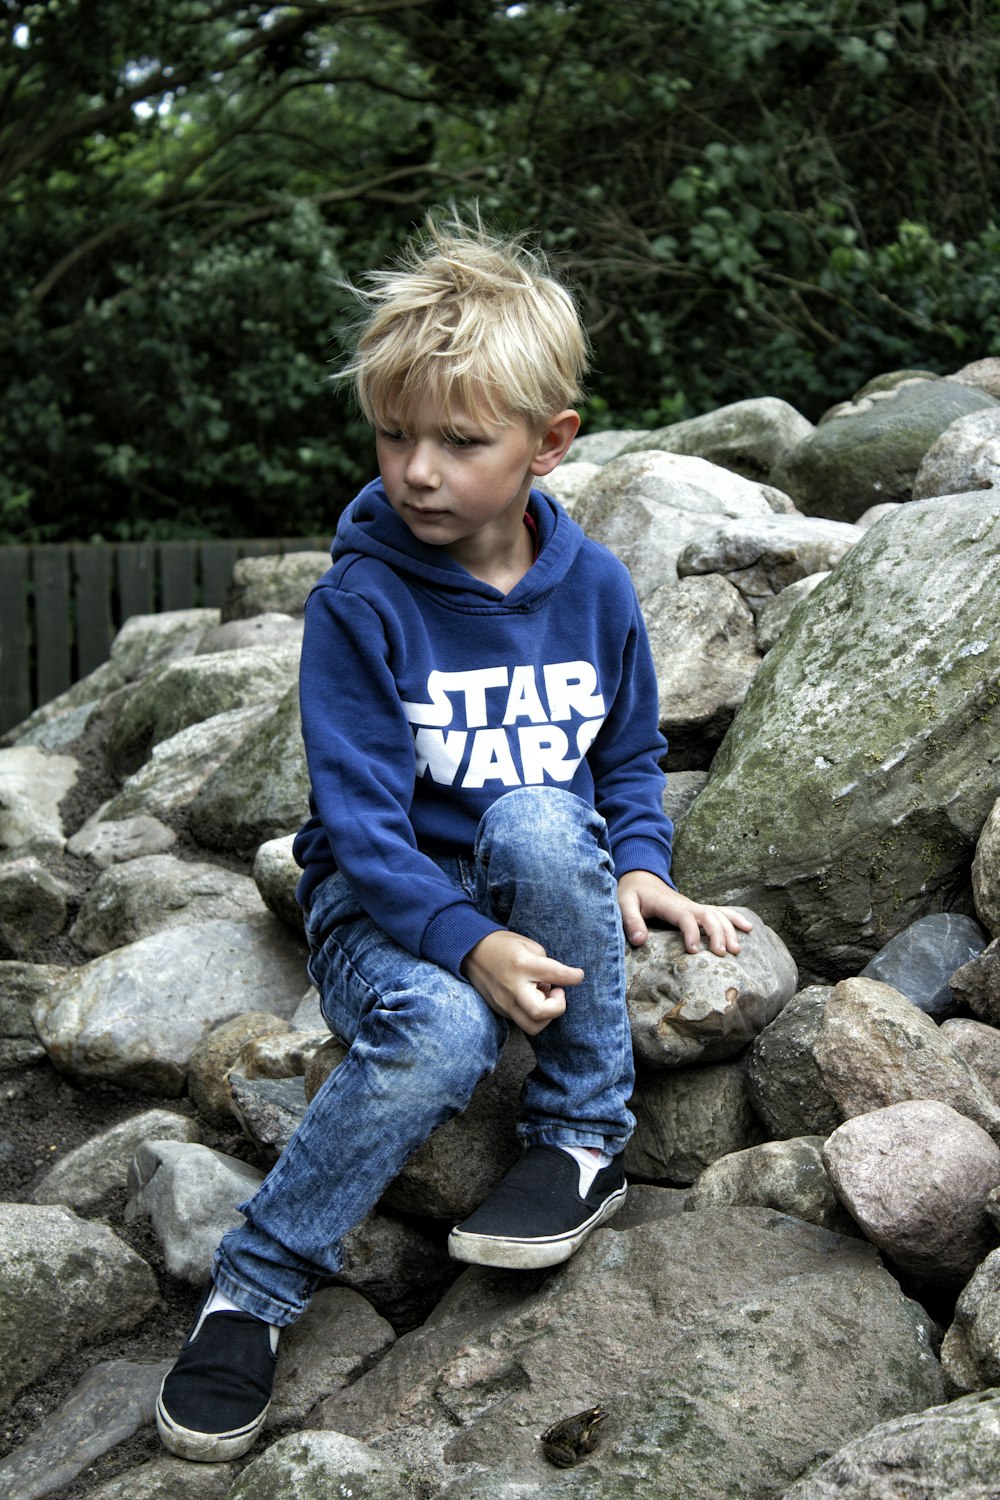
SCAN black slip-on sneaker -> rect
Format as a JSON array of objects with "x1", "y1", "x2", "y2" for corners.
[
  {"x1": 448, "y1": 1144, "x2": 626, "y2": 1269},
  {"x1": 155, "y1": 1288, "x2": 279, "y2": 1462}
]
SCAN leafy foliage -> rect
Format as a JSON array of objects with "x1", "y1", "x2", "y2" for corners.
[{"x1": 2, "y1": 0, "x2": 998, "y2": 542}]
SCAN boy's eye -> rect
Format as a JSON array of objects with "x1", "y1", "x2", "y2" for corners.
[
  {"x1": 379, "y1": 429, "x2": 405, "y2": 443},
  {"x1": 445, "y1": 432, "x2": 480, "y2": 448}
]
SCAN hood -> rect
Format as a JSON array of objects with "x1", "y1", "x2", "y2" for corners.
[{"x1": 331, "y1": 479, "x2": 586, "y2": 611}]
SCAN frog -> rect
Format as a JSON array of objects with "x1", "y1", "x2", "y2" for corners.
[{"x1": 539, "y1": 1404, "x2": 608, "y2": 1467}]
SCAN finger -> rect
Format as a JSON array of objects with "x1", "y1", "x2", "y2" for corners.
[
  {"x1": 618, "y1": 890, "x2": 647, "y2": 947},
  {"x1": 677, "y1": 912, "x2": 704, "y2": 954},
  {"x1": 536, "y1": 958, "x2": 585, "y2": 988}
]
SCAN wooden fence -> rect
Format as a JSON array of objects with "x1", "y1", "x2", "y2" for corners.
[{"x1": 0, "y1": 537, "x2": 325, "y2": 737}]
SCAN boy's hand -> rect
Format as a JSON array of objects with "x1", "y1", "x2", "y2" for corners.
[
  {"x1": 461, "y1": 930, "x2": 584, "y2": 1037},
  {"x1": 617, "y1": 870, "x2": 752, "y2": 957}
]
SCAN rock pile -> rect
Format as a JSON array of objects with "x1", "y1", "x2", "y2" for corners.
[{"x1": 1, "y1": 364, "x2": 1000, "y2": 1498}]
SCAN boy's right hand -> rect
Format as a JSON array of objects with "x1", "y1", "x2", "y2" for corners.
[{"x1": 461, "y1": 930, "x2": 583, "y2": 1037}]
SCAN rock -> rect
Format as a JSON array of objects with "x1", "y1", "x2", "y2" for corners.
[
  {"x1": 569, "y1": 429, "x2": 648, "y2": 465},
  {"x1": 746, "y1": 985, "x2": 841, "y2": 1139},
  {"x1": 32, "y1": 917, "x2": 308, "y2": 1095},
  {"x1": 337, "y1": 1209, "x2": 455, "y2": 1329},
  {"x1": 859, "y1": 912, "x2": 990, "y2": 1018},
  {"x1": 913, "y1": 407, "x2": 1000, "y2": 499},
  {"x1": 823, "y1": 1099, "x2": 1000, "y2": 1283},
  {"x1": 221, "y1": 552, "x2": 330, "y2": 621},
  {"x1": 75, "y1": 1456, "x2": 237, "y2": 1499},
  {"x1": 0, "y1": 1204, "x2": 158, "y2": 1409},
  {"x1": 0, "y1": 858, "x2": 74, "y2": 958},
  {"x1": 973, "y1": 796, "x2": 1000, "y2": 935},
  {"x1": 65, "y1": 814, "x2": 177, "y2": 867},
  {"x1": 573, "y1": 450, "x2": 775, "y2": 598},
  {"x1": 814, "y1": 977, "x2": 1000, "y2": 1138},
  {"x1": 686, "y1": 1136, "x2": 857, "y2": 1235},
  {"x1": 126, "y1": 1139, "x2": 265, "y2": 1283},
  {"x1": 268, "y1": 1287, "x2": 395, "y2": 1429},
  {"x1": 253, "y1": 834, "x2": 303, "y2": 933},
  {"x1": 663, "y1": 769, "x2": 708, "y2": 828},
  {"x1": 0, "y1": 746, "x2": 77, "y2": 857},
  {"x1": 70, "y1": 853, "x2": 268, "y2": 956},
  {"x1": 626, "y1": 1054, "x2": 766, "y2": 1183},
  {"x1": 0, "y1": 960, "x2": 63, "y2": 1067},
  {"x1": 0, "y1": 1359, "x2": 172, "y2": 1500},
  {"x1": 856, "y1": 500, "x2": 902, "y2": 529},
  {"x1": 940, "y1": 1246, "x2": 1000, "y2": 1393},
  {"x1": 644, "y1": 574, "x2": 761, "y2": 767},
  {"x1": 302, "y1": 1034, "x2": 349, "y2": 1101},
  {"x1": 106, "y1": 643, "x2": 301, "y2": 778},
  {"x1": 781, "y1": 1389, "x2": 1000, "y2": 1500},
  {"x1": 227, "y1": 1430, "x2": 409, "y2": 1500},
  {"x1": 234, "y1": 1028, "x2": 328, "y2": 1082},
  {"x1": 949, "y1": 355, "x2": 1000, "y2": 400},
  {"x1": 544, "y1": 459, "x2": 599, "y2": 512},
  {"x1": 755, "y1": 572, "x2": 829, "y2": 654},
  {"x1": 673, "y1": 493, "x2": 1000, "y2": 981},
  {"x1": 189, "y1": 687, "x2": 311, "y2": 859},
  {"x1": 291, "y1": 988, "x2": 325, "y2": 1033},
  {"x1": 772, "y1": 377, "x2": 997, "y2": 521},
  {"x1": 196, "y1": 612, "x2": 303, "y2": 655},
  {"x1": 188, "y1": 1011, "x2": 292, "y2": 1122},
  {"x1": 940, "y1": 1018, "x2": 1000, "y2": 1108},
  {"x1": 625, "y1": 910, "x2": 797, "y2": 1068},
  {"x1": 676, "y1": 513, "x2": 861, "y2": 611},
  {"x1": 32, "y1": 1107, "x2": 200, "y2": 1211},
  {"x1": 950, "y1": 939, "x2": 1000, "y2": 1024},
  {"x1": 623, "y1": 396, "x2": 814, "y2": 484},
  {"x1": 316, "y1": 1208, "x2": 943, "y2": 1498},
  {"x1": 227, "y1": 1072, "x2": 310, "y2": 1157}
]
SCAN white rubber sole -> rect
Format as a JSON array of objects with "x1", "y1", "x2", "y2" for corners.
[
  {"x1": 448, "y1": 1185, "x2": 627, "y2": 1269},
  {"x1": 155, "y1": 1383, "x2": 270, "y2": 1463}
]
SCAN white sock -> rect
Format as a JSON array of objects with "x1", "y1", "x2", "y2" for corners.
[
  {"x1": 558, "y1": 1144, "x2": 613, "y2": 1197},
  {"x1": 204, "y1": 1285, "x2": 247, "y2": 1316}
]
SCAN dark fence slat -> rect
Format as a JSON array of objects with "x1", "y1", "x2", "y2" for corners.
[
  {"x1": 73, "y1": 545, "x2": 114, "y2": 678},
  {"x1": 117, "y1": 543, "x2": 155, "y2": 621},
  {"x1": 0, "y1": 548, "x2": 32, "y2": 735},
  {"x1": 200, "y1": 541, "x2": 241, "y2": 609},
  {"x1": 159, "y1": 541, "x2": 198, "y2": 611},
  {"x1": 33, "y1": 545, "x2": 72, "y2": 706}
]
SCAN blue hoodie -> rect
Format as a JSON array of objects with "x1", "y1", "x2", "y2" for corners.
[{"x1": 293, "y1": 479, "x2": 674, "y2": 978}]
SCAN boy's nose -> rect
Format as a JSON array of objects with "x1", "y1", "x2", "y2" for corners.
[{"x1": 404, "y1": 441, "x2": 440, "y2": 488}]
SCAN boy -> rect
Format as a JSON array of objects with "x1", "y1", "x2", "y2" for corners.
[{"x1": 156, "y1": 214, "x2": 751, "y2": 1463}]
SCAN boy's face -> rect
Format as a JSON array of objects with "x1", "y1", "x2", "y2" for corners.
[{"x1": 375, "y1": 393, "x2": 576, "y2": 567}]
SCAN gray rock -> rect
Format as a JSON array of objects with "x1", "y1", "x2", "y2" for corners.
[
  {"x1": 221, "y1": 552, "x2": 330, "y2": 621},
  {"x1": 0, "y1": 960, "x2": 63, "y2": 1067},
  {"x1": 316, "y1": 1208, "x2": 943, "y2": 1498},
  {"x1": 227, "y1": 1072, "x2": 310, "y2": 1157},
  {"x1": 625, "y1": 910, "x2": 797, "y2": 1068},
  {"x1": 941, "y1": 1018, "x2": 1000, "y2": 1108},
  {"x1": 568, "y1": 429, "x2": 648, "y2": 465},
  {"x1": 755, "y1": 572, "x2": 829, "y2": 654},
  {"x1": 126, "y1": 1140, "x2": 264, "y2": 1283},
  {"x1": 77, "y1": 1456, "x2": 236, "y2": 1499},
  {"x1": 860, "y1": 912, "x2": 990, "y2": 1018},
  {"x1": 747, "y1": 985, "x2": 841, "y2": 1139},
  {"x1": 253, "y1": 834, "x2": 303, "y2": 933},
  {"x1": 189, "y1": 687, "x2": 311, "y2": 859},
  {"x1": 856, "y1": 500, "x2": 902, "y2": 530},
  {"x1": 815, "y1": 977, "x2": 1000, "y2": 1139},
  {"x1": 913, "y1": 407, "x2": 1000, "y2": 499},
  {"x1": 543, "y1": 459, "x2": 599, "y2": 512},
  {"x1": 644, "y1": 574, "x2": 761, "y2": 766},
  {"x1": 949, "y1": 355, "x2": 1000, "y2": 400},
  {"x1": 623, "y1": 396, "x2": 814, "y2": 484},
  {"x1": 0, "y1": 746, "x2": 77, "y2": 857},
  {"x1": 663, "y1": 769, "x2": 708, "y2": 828},
  {"x1": 0, "y1": 1359, "x2": 171, "y2": 1500},
  {"x1": 66, "y1": 814, "x2": 177, "y2": 867},
  {"x1": 196, "y1": 612, "x2": 303, "y2": 655},
  {"x1": 32, "y1": 916, "x2": 308, "y2": 1095},
  {"x1": 973, "y1": 796, "x2": 1000, "y2": 936},
  {"x1": 188, "y1": 1010, "x2": 293, "y2": 1122},
  {"x1": 573, "y1": 450, "x2": 775, "y2": 598},
  {"x1": 227, "y1": 1430, "x2": 410, "y2": 1500},
  {"x1": 0, "y1": 1204, "x2": 158, "y2": 1409},
  {"x1": 233, "y1": 1028, "x2": 327, "y2": 1083},
  {"x1": 291, "y1": 988, "x2": 324, "y2": 1032},
  {"x1": 673, "y1": 493, "x2": 1000, "y2": 981},
  {"x1": 940, "y1": 1246, "x2": 1000, "y2": 1394},
  {"x1": 626, "y1": 1054, "x2": 766, "y2": 1184},
  {"x1": 950, "y1": 939, "x2": 1000, "y2": 1025},
  {"x1": 772, "y1": 377, "x2": 997, "y2": 521},
  {"x1": 337, "y1": 1208, "x2": 455, "y2": 1329},
  {"x1": 676, "y1": 513, "x2": 860, "y2": 611},
  {"x1": 70, "y1": 853, "x2": 267, "y2": 956},
  {"x1": 268, "y1": 1287, "x2": 395, "y2": 1429},
  {"x1": 32, "y1": 1107, "x2": 200, "y2": 1211},
  {"x1": 823, "y1": 1099, "x2": 1000, "y2": 1282},
  {"x1": 686, "y1": 1136, "x2": 857, "y2": 1235},
  {"x1": 106, "y1": 643, "x2": 301, "y2": 778},
  {"x1": 0, "y1": 858, "x2": 74, "y2": 958},
  {"x1": 781, "y1": 1389, "x2": 1000, "y2": 1500}
]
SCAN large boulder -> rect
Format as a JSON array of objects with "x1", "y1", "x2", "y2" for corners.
[
  {"x1": 673, "y1": 493, "x2": 1000, "y2": 980},
  {"x1": 913, "y1": 407, "x2": 1000, "y2": 500},
  {"x1": 623, "y1": 396, "x2": 814, "y2": 484},
  {"x1": 676, "y1": 513, "x2": 861, "y2": 612}
]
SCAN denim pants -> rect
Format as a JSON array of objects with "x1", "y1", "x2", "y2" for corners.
[{"x1": 212, "y1": 786, "x2": 634, "y2": 1325}]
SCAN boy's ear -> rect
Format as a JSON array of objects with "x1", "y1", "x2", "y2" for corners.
[{"x1": 530, "y1": 410, "x2": 581, "y2": 477}]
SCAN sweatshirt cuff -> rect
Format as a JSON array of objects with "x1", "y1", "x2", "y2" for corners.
[
  {"x1": 422, "y1": 903, "x2": 504, "y2": 980},
  {"x1": 612, "y1": 836, "x2": 676, "y2": 889}
]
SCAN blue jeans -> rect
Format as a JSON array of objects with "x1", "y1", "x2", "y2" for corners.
[{"x1": 212, "y1": 787, "x2": 634, "y2": 1325}]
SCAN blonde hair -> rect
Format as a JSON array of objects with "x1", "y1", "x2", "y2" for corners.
[{"x1": 340, "y1": 209, "x2": 589, "y2": 430}]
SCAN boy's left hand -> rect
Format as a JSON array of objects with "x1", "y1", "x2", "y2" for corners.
[{"x1": 617, "y1": 870, "x2": 752, "y2": 957}]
